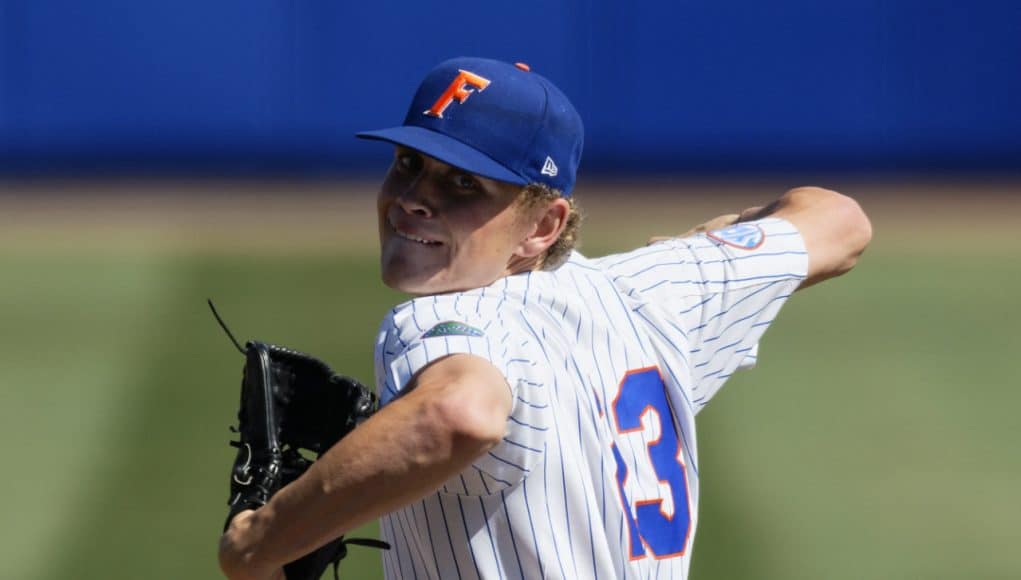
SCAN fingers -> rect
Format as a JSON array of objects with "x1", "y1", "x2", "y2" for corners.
[
  {"x1": 647, "y1": 213, "x2": 740, "y2": 245},
  {"x1": 219, "y1": 510, "x2": 259, "y2": 579},
  {"x1": 225, "y1": 509, "x2": 257, "y2": 533},
  {"x1": 737, "y1": 206, "x2": 765, "y2": 222},
  {"x1": 686, "y1": 213, "x2": 740, "y2": 236}
]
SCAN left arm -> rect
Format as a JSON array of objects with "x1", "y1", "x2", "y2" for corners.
[{"x1": 218, "y1": 353, "x2": 512, "y2": 580}]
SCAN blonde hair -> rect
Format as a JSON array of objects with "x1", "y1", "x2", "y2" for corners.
[{"x1": 517, "y1": 183, "x2": 582, "y2": 270}]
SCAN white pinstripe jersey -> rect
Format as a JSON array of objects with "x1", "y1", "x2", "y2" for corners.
[{"x1": 373, "y1": 217, "x2": 808, "y2": 579}]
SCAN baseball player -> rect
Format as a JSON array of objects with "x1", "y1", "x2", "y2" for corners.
[{"x1": 219, "y1": 57, "x2": 871, "y2": 579}]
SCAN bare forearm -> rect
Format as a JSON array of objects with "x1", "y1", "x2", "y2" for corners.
[
  {"x1": 654, "y1": 186, "x2": 870, "y2": 288},
  {"x1": 734, "y1": 198, "x2": 782, "y2": 223},
  {"x1": 221, "y1": 354, "x2": 511, "y2": 574},
  {"x1": 235, "y1": 393, "x2": 485, "y2": 569},
  {"x1": 761, "y1": 187, "x2": 871, "y2": 287}
]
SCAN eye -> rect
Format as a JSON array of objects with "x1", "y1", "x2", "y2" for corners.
[
  {"x1": 394, "y1": 151, "x2": 421, "y2": 174},
  {"x1": 452, "y1": 173, "x2": 480, "y2": 192}
]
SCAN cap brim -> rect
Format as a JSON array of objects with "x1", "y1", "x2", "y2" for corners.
[{"x1": 356, "y1": 126, "x2": 527, "y2": 186}]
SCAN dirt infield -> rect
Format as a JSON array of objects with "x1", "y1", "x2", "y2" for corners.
[{"x1": 2, "y1": 178, "x2": 1018, "y2": 254}]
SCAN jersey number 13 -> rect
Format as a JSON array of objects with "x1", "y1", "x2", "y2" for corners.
[{"x1": 610, "y1": 367, "x2": 692, "y2": 559}]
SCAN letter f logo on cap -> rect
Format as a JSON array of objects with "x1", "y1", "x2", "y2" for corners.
[{"x1": 424, "y1": 69, "x2": 491, "y2": 119}]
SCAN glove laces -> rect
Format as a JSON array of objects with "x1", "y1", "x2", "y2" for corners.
[{"x1": 328, "y1": 537, "x2": 391, "y2": 580}]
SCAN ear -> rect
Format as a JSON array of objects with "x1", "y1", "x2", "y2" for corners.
[{"x1": 516, "y1": 198, "x2": 571, "y2": 258}]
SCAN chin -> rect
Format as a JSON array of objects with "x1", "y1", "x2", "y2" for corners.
[
  {"x1": 380, "y1": 262, "x2": 446, "y2": 295},
  {"x1": 382, "y1": 273, "x2": 425, "y2": 294},
  {"x1": 384, "y1": 277, "x2": 452, "y2": 296}
]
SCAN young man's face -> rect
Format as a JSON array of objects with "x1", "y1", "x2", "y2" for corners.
[{"x1": 377, "y1": 146, "x2": 537, "y2": 295}]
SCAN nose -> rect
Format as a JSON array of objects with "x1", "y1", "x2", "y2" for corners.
[{"x1": 396, "y1": 177, "x2": 434, "y2": 218}]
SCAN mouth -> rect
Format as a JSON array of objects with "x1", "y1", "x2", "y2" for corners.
[{"x1": 388, "y1": 216, "x2": 443, "y2": 246}]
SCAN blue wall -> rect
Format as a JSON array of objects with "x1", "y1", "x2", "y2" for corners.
[{"x1": 2, "y1": 1, "x2": 1020, "y2": 176}]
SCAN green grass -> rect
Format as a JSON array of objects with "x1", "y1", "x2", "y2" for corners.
[
  {"x1": 691, "y1": 247, "x2": 1021, "y2": 579},
  {"x1": 0, "y1": 253, "x2": 401, "y2": 580},
  {"x1": 1, "y1": 232, "x2": 1018, "y2": 579}
]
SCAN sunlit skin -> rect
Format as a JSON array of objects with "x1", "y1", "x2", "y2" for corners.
[{"x1": 377, "y1": 146, "x2": 569, "y2": 295}]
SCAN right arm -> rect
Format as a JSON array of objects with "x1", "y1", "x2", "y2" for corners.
[
  {"x1": 740, "y1": 187, "x2": 871, "y2": 288},
  {"x1": 625, "y1": 186, "x2": 869, "y2": 409},
  {"x1": 655, "y1": 186, "x2": 872, "y2": 289}
]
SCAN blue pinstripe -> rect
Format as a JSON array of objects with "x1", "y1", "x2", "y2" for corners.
[
  {"x1": 503, "y1": 438, "x2": 542, "y2": 453},
  {"x1": 417, "y1": 498, "x2": 441, "y2": 578},
  {"x1": 694, "y1": 339, "x2": 743, "y2": 367},
  {"x1": 474, "y1": 466, "x2": 511, "y2": 487},
  {"x1": 632, "y1": 307, "x2": 691, "y2": 367},
  {"x1": 695, "y1": 249, "x2": 808, "y2": 266},
  {"x1": 383, "y1": 513, "x2": 409, "y2": 579},
  {"x1": 455, "y1": 495, "x2": 484, "y2": 580},
  {"x1": 402, "y1": 502, "x2": 430, "y2": 577},
  {"x1": 409, "y1": 301, "x2": 424, "y2": 332},
  {"x1": 678, "y1": 294, "x2": 716, "y2": 315},
  {"x1": 687, "y1": 279, "x2": 789, "y2": 331},
  {"x1": 578, "y1": 396, "x2": 601, "y2": 580},
  {"x1": 557, "y1": 405, "x2": 581, "y2": 578},
  {"x1": 520, "y1": 469, "x2": 545, "y2": 578},
  {"x1": 641, "y1": 271, "x2": 803, "y2": 293},
  {"x1": 542, "y1": 442, "x2": 571, "y2": 579},
  {"x1": 394, "y1": 508, "x2": 420, "y2": 580},
  {"x1": 518, "y1": 310, "x2": 582, "y2": 578},
  {"x1": 700, "y1": 294, "x2": 793, "y2": 345},
  {"x1": 477, "y1": 497, "x2": 506, "y2": 580},
  {"x1": 611, "y1": 258, "x2": 691, "y2": 281},
  {"x1": 487, "y1": 451, "x2": 531, "y2": 472},
  {"x1": 435, "y1": 496, "x2": 465, "y2": 580},
  {"x1": 373, "y1": 219, "x2": 809, "y2": 579},
  {"x1": 598, "y1": 244, "x2": 677, "y2": 269},
  {"x1": 506, "y1": 415, "x2": 547, "y2": 431},
  {"x1": 515, "y1": 395, "x2": 547, "y2": 409},
  {"x1": 499, "y1": 490, "x2": 525, "y2": 579}
]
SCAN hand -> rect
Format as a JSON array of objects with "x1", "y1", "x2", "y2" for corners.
[
  {"x1": 219, "y1": 510, "x2": 285, "y2": 580},
  {"x1": 647, "y1": 213, "x2": 740, "y2": 245}
]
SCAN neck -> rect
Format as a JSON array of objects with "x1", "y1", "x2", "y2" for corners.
[{"x1": 506, "y1": 254, "x2": 543, "y2": 276}]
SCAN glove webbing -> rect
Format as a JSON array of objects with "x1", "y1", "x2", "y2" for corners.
[{"x1": 211, "y1": 299, "x2": 391, "y2": 576}]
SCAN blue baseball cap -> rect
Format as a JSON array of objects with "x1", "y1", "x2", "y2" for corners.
[{"x1": 357, "y1": 57, "x2": 584, "y2": 196}]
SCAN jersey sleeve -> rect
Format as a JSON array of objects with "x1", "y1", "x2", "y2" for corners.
[
  {"x1": 599, "y1": 217, "x2": 808, "y2": 407},
  {"x1": 374, "y1": 296, "x2": 550, "y2": 496}
]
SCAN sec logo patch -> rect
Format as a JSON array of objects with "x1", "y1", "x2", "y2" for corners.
[
  {"x1": 706, "y1": 223, "x2": 765, "y2": 250},
  {"x1": 422, "y1": 320, "x2": 485, "y2": 339}
]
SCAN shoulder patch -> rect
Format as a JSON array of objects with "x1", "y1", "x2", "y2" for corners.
[
  {"x1": 706, "y1": 223, "x2": 766, "y2": 250},
  {"x1": 422, "y1": 320, "x2": 485, "y2": 339}
]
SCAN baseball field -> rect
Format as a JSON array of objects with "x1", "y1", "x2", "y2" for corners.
[{"x1": 1, "y1": 179, "x2": 1018, "y2": 580}]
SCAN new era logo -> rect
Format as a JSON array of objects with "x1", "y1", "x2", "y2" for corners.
[{"x1": 541, "y1": 156, "x2": 558, "y2": 177}]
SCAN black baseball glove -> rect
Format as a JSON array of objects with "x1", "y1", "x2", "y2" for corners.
[{"x1": 214, "y1": 301, "x2": 388, "y2": 580}]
